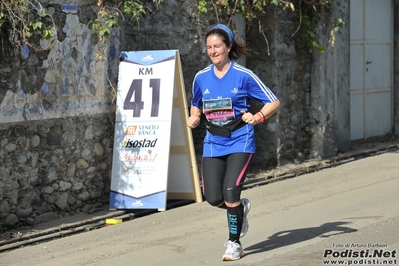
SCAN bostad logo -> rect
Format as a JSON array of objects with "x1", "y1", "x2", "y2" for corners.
[{"x1": 124, "y1": 138, "x2": 158, "y2": 148}]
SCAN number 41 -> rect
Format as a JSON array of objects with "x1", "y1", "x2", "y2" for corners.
[{"x1": 123, "y1": 79, "x2": 160, "y2": 117}]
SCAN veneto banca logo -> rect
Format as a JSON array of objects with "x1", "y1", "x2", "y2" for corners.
[
  {"x1": 125, "y1": 125, "x2": 137, "y2": 135},
  {"x1": 125, "y1": 125, "x2": 159, "y2": 136}
]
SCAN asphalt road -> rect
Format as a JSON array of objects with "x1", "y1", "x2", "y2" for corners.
[{"x1": 1, "y1": 150, "x2": 398, "y2": 266}]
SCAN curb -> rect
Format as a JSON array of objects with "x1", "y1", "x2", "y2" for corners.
[
  {"x1": 245, "y1": 141, "x2": 399, "y2": 188},
  {"x1": 0, "y1": 200, "x2": 193, "y2": 252}
]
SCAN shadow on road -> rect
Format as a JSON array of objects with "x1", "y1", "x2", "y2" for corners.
[{"x1": 245, "y1": 221, "x2": 357, "y2": 256}]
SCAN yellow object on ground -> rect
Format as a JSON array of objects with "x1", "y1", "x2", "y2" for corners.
[{"x1": 105, "y1": 218, "x2": 122, "y2": 225}]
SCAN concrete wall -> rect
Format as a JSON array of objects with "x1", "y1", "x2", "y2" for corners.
[
  {"x1": 310, "y1": 0, "x2": 351, "y2": 158},
  {"x1": 394, "y1": 2, "x2": 399, "y2": 135},
  {"x1": 0, "y1": 1, "x2": 117, "y2": 123}
]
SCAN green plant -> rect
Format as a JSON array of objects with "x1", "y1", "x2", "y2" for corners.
[
  {"x1": 196, "y1": 0, "x2": 345, "y2": 53},
  {"x1": 0, "y1": 0, "x2": 163, "y2": 49},
  {"x1": 0, "y1": 0, "x2": 55, "y2": 50},
  {"x1": 299, "y1": 12, "x2": 326, "y2": 53},
  {"x1": 1, "y1": 0, "x2": 344, "y2": 53},
  {"x1": 88, "y1": 7, "x2": 121, "y2": 39},
  {"x1": 88, "y1": 0, "x2": 164, "y2": 39}
]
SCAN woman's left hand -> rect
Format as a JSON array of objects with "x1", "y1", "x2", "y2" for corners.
[{"x1": 240, "y1": 110, "x2": 259, "y2": 125}]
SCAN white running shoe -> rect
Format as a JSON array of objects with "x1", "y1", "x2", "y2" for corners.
[
  {"x1": 240, "y1": 198, "x2": 251, "y2": 238},
  {"x1": 222, "y1": 240, "x2": 245, "y2": 261}
]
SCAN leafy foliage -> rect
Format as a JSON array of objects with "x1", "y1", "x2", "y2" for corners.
[
  {"x1": 0, "y1": 0, "x2": 163, "y2": 48},
  {"x1": 0, "y1": 0, "x2": 55, "y2": 50},
  {"x1": 0, "y1": 0, "x2": 343, "y2": 53},
  {"x1": 197, "y1": 0, "x2": 294, "y2": 20},
  {"x1": 88, "y1": 0, "x2": 163, "y2": 39},
  {"x1": 196, "y1": 0, "x2": 345, "y2": 53}
]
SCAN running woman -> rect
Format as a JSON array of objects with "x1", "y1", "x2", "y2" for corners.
[{"x1": 187, "y1": 23, "x2": 280, "y2": 261}]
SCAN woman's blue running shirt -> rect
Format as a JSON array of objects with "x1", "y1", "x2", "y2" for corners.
[{"x1": 191, "y1": 61, "x2": 278, "y2": 157}]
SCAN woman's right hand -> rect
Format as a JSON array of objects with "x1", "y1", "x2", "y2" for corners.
[{"x1": 187, "y1": 113, "x2": 201, "y2": 129}]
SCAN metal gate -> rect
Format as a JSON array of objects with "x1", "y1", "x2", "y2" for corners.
[{"x1": 350, "y1": 0, "x2": 393, "y2": 140}]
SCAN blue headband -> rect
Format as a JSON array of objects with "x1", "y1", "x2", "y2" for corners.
[{"x1": 211, "y1": 23, "x2": 234, "y2": 44}]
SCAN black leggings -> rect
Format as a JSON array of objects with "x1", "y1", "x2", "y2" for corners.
[{"x1": 202, "y1": 153, "x2": 253, "y2": 205}]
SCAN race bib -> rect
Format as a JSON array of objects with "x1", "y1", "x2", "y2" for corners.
[{"x1": 203, "y1": 98, "x2": 235, "y2": 126}]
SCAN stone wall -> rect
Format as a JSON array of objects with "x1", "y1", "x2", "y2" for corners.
[
  {"x1": 0, "y1": 1, "x2": 117, "y2": 124},
  {"x1": 244, "y1": 7, "x2": 312, "y2": 166},
  {"x1": 0, "y1": 114, "x2": 113, "y2": 226},
  {"x1": 122, "y1": 2, "x2": 315, "y2": 167},
  {"x1": 0, "y1": 1, "x2": 117, "y2": 229},
  {"x1": 0, "y1": 0, "x2": 357, "y2": 229}
]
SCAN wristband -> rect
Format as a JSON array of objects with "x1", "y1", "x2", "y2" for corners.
[
  {"x1": 259, "y1": 110, "x2": 266, "y2": 119},
  {"x1": 255, "y1": 112, "x2": 265, "y2": 124}
]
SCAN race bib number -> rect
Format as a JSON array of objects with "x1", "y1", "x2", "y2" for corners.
[{"x1": 203, "y1": 98, "x2": 235, "y2": 125}]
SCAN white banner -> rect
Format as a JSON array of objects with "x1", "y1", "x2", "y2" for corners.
[{"x1": 110, "y1": 50, "x2": 176, "y2": 210}]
